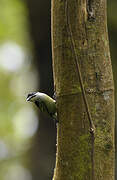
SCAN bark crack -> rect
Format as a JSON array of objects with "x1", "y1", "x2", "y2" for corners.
[{"x1": 86, "y1": 0, "x2": 95, "y2": 21}]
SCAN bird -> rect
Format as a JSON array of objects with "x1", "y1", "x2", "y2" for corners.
[{"x1": 26, "y1": 92, "x2": 57, "y2": 121}]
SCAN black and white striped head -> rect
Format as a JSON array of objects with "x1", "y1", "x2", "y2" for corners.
[{"x1": 26, "y1": 92, "x2": 38, "y2": 102}]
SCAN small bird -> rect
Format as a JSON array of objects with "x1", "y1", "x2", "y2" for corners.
[{"x1": 26, "y1": 92, "x2": 57, "y2": 121}]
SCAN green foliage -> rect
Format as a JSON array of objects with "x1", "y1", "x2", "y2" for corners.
[
  {"x1": 0, "y1": 0, "x2": 29, "y2": 46},
  {"x1": 0, "y1": 0, "x2": 36, "y2": 179}
]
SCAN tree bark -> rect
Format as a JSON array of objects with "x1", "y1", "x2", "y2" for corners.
[{"x1": 51, "y1": 0, "x2": 115, "y2": 179}]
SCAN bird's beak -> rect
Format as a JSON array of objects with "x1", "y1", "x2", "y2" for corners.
[{"x1": 26, "y1": 97, "x2": 31, "y2": 101}]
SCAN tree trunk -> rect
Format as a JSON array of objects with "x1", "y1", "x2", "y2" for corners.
[{"x1": 51, "y1": 0, "x2": 115, "y2": 179}]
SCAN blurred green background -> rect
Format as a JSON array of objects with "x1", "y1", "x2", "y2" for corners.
[{"x1": 0, "y1": 0, "x2": 116, "y2": 180}]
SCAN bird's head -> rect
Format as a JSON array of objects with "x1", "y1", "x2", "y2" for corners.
[{"x1": 26, "y1": 92, "x2": 38, "y2": 102}]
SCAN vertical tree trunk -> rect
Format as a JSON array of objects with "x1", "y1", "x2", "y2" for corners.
[{"x1": 51, "y1": 0, "x2": 115, "y2": 179}]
